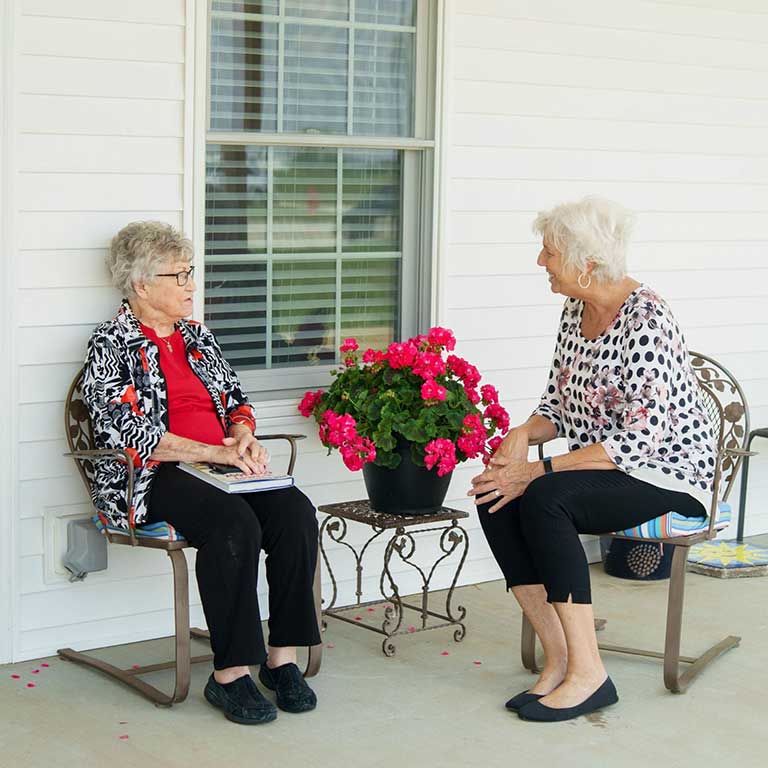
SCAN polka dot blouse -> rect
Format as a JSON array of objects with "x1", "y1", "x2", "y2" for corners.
[{"x1": 533, "y1": 285, "x2": 717, "y2": 507}]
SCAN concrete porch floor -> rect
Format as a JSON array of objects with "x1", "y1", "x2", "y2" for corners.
[{"x1": 2, "y1": 543, "x2": 766, "y2": 768}]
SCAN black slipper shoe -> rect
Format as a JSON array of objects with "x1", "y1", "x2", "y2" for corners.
[
  {"x1": 517, "y1": 677, "x2": 618, "y2": 722},
  {"x1": 505, "y1": 690, "x2": 543, "y2": 711},
  {"x1": 204, "y1": 674, "x2": 277, "y2": 725},
  {"x1": 259, "y1": 662, "x2": 317, "y2": 713}
]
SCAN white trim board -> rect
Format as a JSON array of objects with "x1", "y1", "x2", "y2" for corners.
[{"x1": 0, "y1": 0, "x2": 18, "y2": 664}]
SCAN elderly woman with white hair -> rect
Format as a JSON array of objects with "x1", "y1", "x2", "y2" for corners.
[
  {"x1": 470, "y1": 197, "x2": 716, "y2": 722},
  {"x1": 82, "y1": 221, "x2": 320, "y2": 725}
]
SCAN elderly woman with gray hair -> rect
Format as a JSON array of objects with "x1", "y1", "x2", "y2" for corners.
[
  {"x1": 470, "y1": 197, "x2": 716, "y2": 722},
  {"x1": 82, "y1": 221, "x2": 320, "y2": 725}
]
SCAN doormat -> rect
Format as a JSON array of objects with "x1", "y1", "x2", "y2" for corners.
[{"x1": 687, "y1": 540, "x2": 768, "y2": 578}]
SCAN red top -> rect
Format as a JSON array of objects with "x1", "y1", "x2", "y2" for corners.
[{"x1": 140, "y1": 323, "x2": 226, "y2": 445}]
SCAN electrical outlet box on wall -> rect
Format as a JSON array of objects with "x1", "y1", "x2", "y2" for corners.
[{"x1": 43, "y1": 504, "x2": 100, "y2": 586}]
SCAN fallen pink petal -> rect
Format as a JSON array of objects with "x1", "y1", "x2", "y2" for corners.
[
  {"x1": 40, "y1": 663, "x2": 50, "y2": 668},
  {"x1": 131, "y1": 665, "x2": 140, "y2": 670},
  {"x1": 119, "y1": 735, "x2": 129, "y2": 740},
  {"x1": 10, "y1": 674, "x2": 20, "y2": 679},
  {"x1": 354, "y1": 616, "x2": 362, "y2": 621},
  {"x1": 26, "y1": 683, "x2": 35, "y2": 688},
  {"x1": 440, "y1": 651, "x2": 450, "y2": 656},
  {"x1": 31, "y1": 669, "x2": 39, "y2": 674},
  {"x1": 473, "y1": 661, "x2": 482, "y2": 665},
  {"x1": 366, "y1": 607, "x2": 375, "y2": 612},
  {"x1": 408, "y1": 626, "x2": 416, "y2": 632}
]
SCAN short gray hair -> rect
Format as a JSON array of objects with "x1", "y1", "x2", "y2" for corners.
[
  {"x1": 107, "y1": 221, "x2": 193, "y2": 298},
  {"x1": 532, "y1": 197, "x2": 634, "y2": 284}
]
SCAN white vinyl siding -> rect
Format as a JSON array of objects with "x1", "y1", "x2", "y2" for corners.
[
  {"x1": 440, "y1": 0, "x2": 768, "y2": 543},
  {"x1": 8, "y1": 1, "x2": 193, "y2": 662}
]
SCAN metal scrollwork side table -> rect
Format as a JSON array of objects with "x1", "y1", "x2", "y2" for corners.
[{"x1": 318, "y1": 500, "x2": 470, "y2": 657}]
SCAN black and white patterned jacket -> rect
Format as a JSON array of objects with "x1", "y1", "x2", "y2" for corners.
[{"x1": 82, "y1": 300, "x2": 256, "y2": 530}]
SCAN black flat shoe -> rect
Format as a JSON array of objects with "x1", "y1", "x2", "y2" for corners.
[
  {"x1": 505, "y1": 690, "x2": 543, "y2": 711},
  {"x1": 204, "y1": 674, "x2": 277, "y2": 725},
  {"x1": 517, "y1": 677, "x2": 618, "y2": 722},
  {"x1": 259, "y1": 662, "x2": 317, "y2": 713}
]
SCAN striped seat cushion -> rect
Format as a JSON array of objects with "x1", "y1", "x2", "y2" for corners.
[
  {"x1": 613, "y1": 502, "x2": 731, "y2": 539},
  {"x1": 92, "y1": 514, "x2": 185, "y2": 542}
]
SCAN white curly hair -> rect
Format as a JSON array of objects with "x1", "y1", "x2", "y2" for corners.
[
  {"x1": 107, "y1": 221, "x2": 193, "y2": 298},
  {"x1": 532, "y1": 197, "x2": 634, "y2": 284}
]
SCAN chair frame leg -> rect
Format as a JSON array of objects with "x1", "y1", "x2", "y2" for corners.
[
  {"x1": 521, "y1": 614, "x2": 606, "y2": 675},
  {"x1": 58, "y1": 549, "x2": 213, "y2": 707},
  {"x1": 59, "y1": 549, "x2": 326, "y2": 704},
  {"x1": 520, "y1": 614, "x2": 539, "y2": 674},
  {"x1": 304, "y1": 557, "x2": 324, "y2": 678},
  {"x1": 597, "y1": 545, "x2": 740, "y2": 693}
]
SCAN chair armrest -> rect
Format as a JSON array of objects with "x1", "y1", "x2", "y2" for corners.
[
  {"x1": 64, "y1": 448, "x2": 137, "y2": 545},
  {"x1": 255, "y1": 433, "x2": 307, "y2": 475},
  {"x1": 723, "y1": 448, "x2": 759, "y2": 458}
]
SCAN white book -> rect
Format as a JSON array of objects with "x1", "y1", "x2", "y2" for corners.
[{"x1": 178, "y1": 462, "x2": 294, "y2": 494}]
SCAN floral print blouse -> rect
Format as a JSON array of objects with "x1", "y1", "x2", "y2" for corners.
[{"x1": 533, "y1": 286, "x2": 716, "y2": 508}]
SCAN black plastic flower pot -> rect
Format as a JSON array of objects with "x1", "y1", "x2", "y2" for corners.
[{"x1": 362, "y1": 439, "x2": 452, "y2": 516}]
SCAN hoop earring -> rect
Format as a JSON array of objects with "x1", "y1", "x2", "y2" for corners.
[{"x1": 578, "y1": 272, "x2": 592, "y2": 290}]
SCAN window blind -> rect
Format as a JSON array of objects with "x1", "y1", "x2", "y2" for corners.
[{"x1": 205, "y1": 0, "x2": 418, "y2": 375}]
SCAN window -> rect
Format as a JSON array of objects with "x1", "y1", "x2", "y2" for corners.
[{"x1": 203, "y1": 0, "x2": 437, "y2": 396}]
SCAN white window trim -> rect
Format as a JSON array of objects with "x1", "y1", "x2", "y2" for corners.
[{"x1": 188, "y1": 0, "x2": 441, "y2": 400}]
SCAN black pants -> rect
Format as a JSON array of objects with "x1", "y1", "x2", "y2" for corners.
[
  {"x1": 478, "y1": 470, "x2": 706, "y2": 605},
  {"x1": 147, "y1": 463, "x2": 321, "y2": 669}
]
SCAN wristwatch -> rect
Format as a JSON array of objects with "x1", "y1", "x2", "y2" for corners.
[{"x1": 542, "y1": 456, "x2": 554, "y2": 474}]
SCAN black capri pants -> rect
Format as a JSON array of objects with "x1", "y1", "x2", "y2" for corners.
[
  {"x1": 478, "y1": 469, "x2": 706, "y2": 605},
  {"x1": 147, "y1": 463, "x2": 321, "y2": 670}
]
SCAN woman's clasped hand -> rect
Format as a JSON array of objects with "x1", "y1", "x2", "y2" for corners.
[
  {"x1": 469, "y1": 432, "x2": 540, "y2": 513},
  {"x1": 218, "y1": 426, "x2": 270, "y2": 475}
]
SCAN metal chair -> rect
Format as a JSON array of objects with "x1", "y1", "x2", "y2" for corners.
[
  {"x1": 521, "y1": 352, "x2": 753, "y2": 693},
  {"x1": 736, "y1": 427, "x2": 768, "y2": 542},
  {"x1": 58, "y1": 367, "x2": 323, "y2": 706}
]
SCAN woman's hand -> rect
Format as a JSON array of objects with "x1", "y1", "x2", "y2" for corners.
[
  {"x1": 208, "y1": 426, "x2": 269, "y2": 475},
  {"x1": 495, "y1": 426, "x2": 531, "y2": 462},
  {"x1": 466, "y1": 426, "x2": 533, "y2": 512},
  {"x1": 468, "y1": 455, "x2": 540, "y2": 513}
]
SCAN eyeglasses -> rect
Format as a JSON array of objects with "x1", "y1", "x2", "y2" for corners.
[{"x1": 155, "y1": 266, "x2": 195, "y2": 286}]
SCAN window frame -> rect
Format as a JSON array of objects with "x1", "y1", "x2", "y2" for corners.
[{"x1": 191, "y1": 0, "x2": 438, "y2": 399}]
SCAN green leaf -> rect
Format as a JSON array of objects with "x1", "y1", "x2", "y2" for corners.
[
  {"x1": 399, "y1": 422, "x2": 428, "y2": 443},
  {"x1": 374, "y1": 450, "x2": 401, "y2": 469}
]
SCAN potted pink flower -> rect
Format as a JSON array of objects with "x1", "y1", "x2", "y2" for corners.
[{"x1": 298, "y1": 327, "x2": 509, "y2": 514}]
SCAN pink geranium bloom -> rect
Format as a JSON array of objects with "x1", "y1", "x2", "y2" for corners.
[
  {"x1": 457, "y1": 413, "x2": 486, "y2": 459},
  {"x1": 298, "y1": 390, "x2": 324, "y2": 418},
  {"x1": 462, "y1": 363, "x2": 481, "y2": 388},
  {"x1": 386, "y1": 340, "x2": 418, "y2": 369},
  {"x1": 421, "y1": 378, "x2": 447, "y2": 403},
  {"x1": 484, "y1": 403, "x2": 510, "y2": 434},
  {"x1": 427, "y1": 326, "x2": 456, "y2": 351},
  {"x1": 362, "y1": 348, "x2": 384, "y2": 364},
  {"x1": 462, "y1": 413, "x2": 483, "y2": 433},
  {"x1": 480, "y1": 384, "x2": 499, "y2": 404},
  {"x1": 424, "y1": 438, "x2": 457, "y2": 477},
  {"x1": 482, "y1": 436, "x2": 504, "y2": 465},
  {"x1": 446, "y1": 354, "x2": 465, "y2": 377},
  {"x1": 340, "y1": 337, "x2": 359, "y2": 353},
  {"x1": 412, "y1": 351, "x2": 447, "y2": 380},
  {"x1": 464, "y1": 386, "x2": 481, "y2": 404}
]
